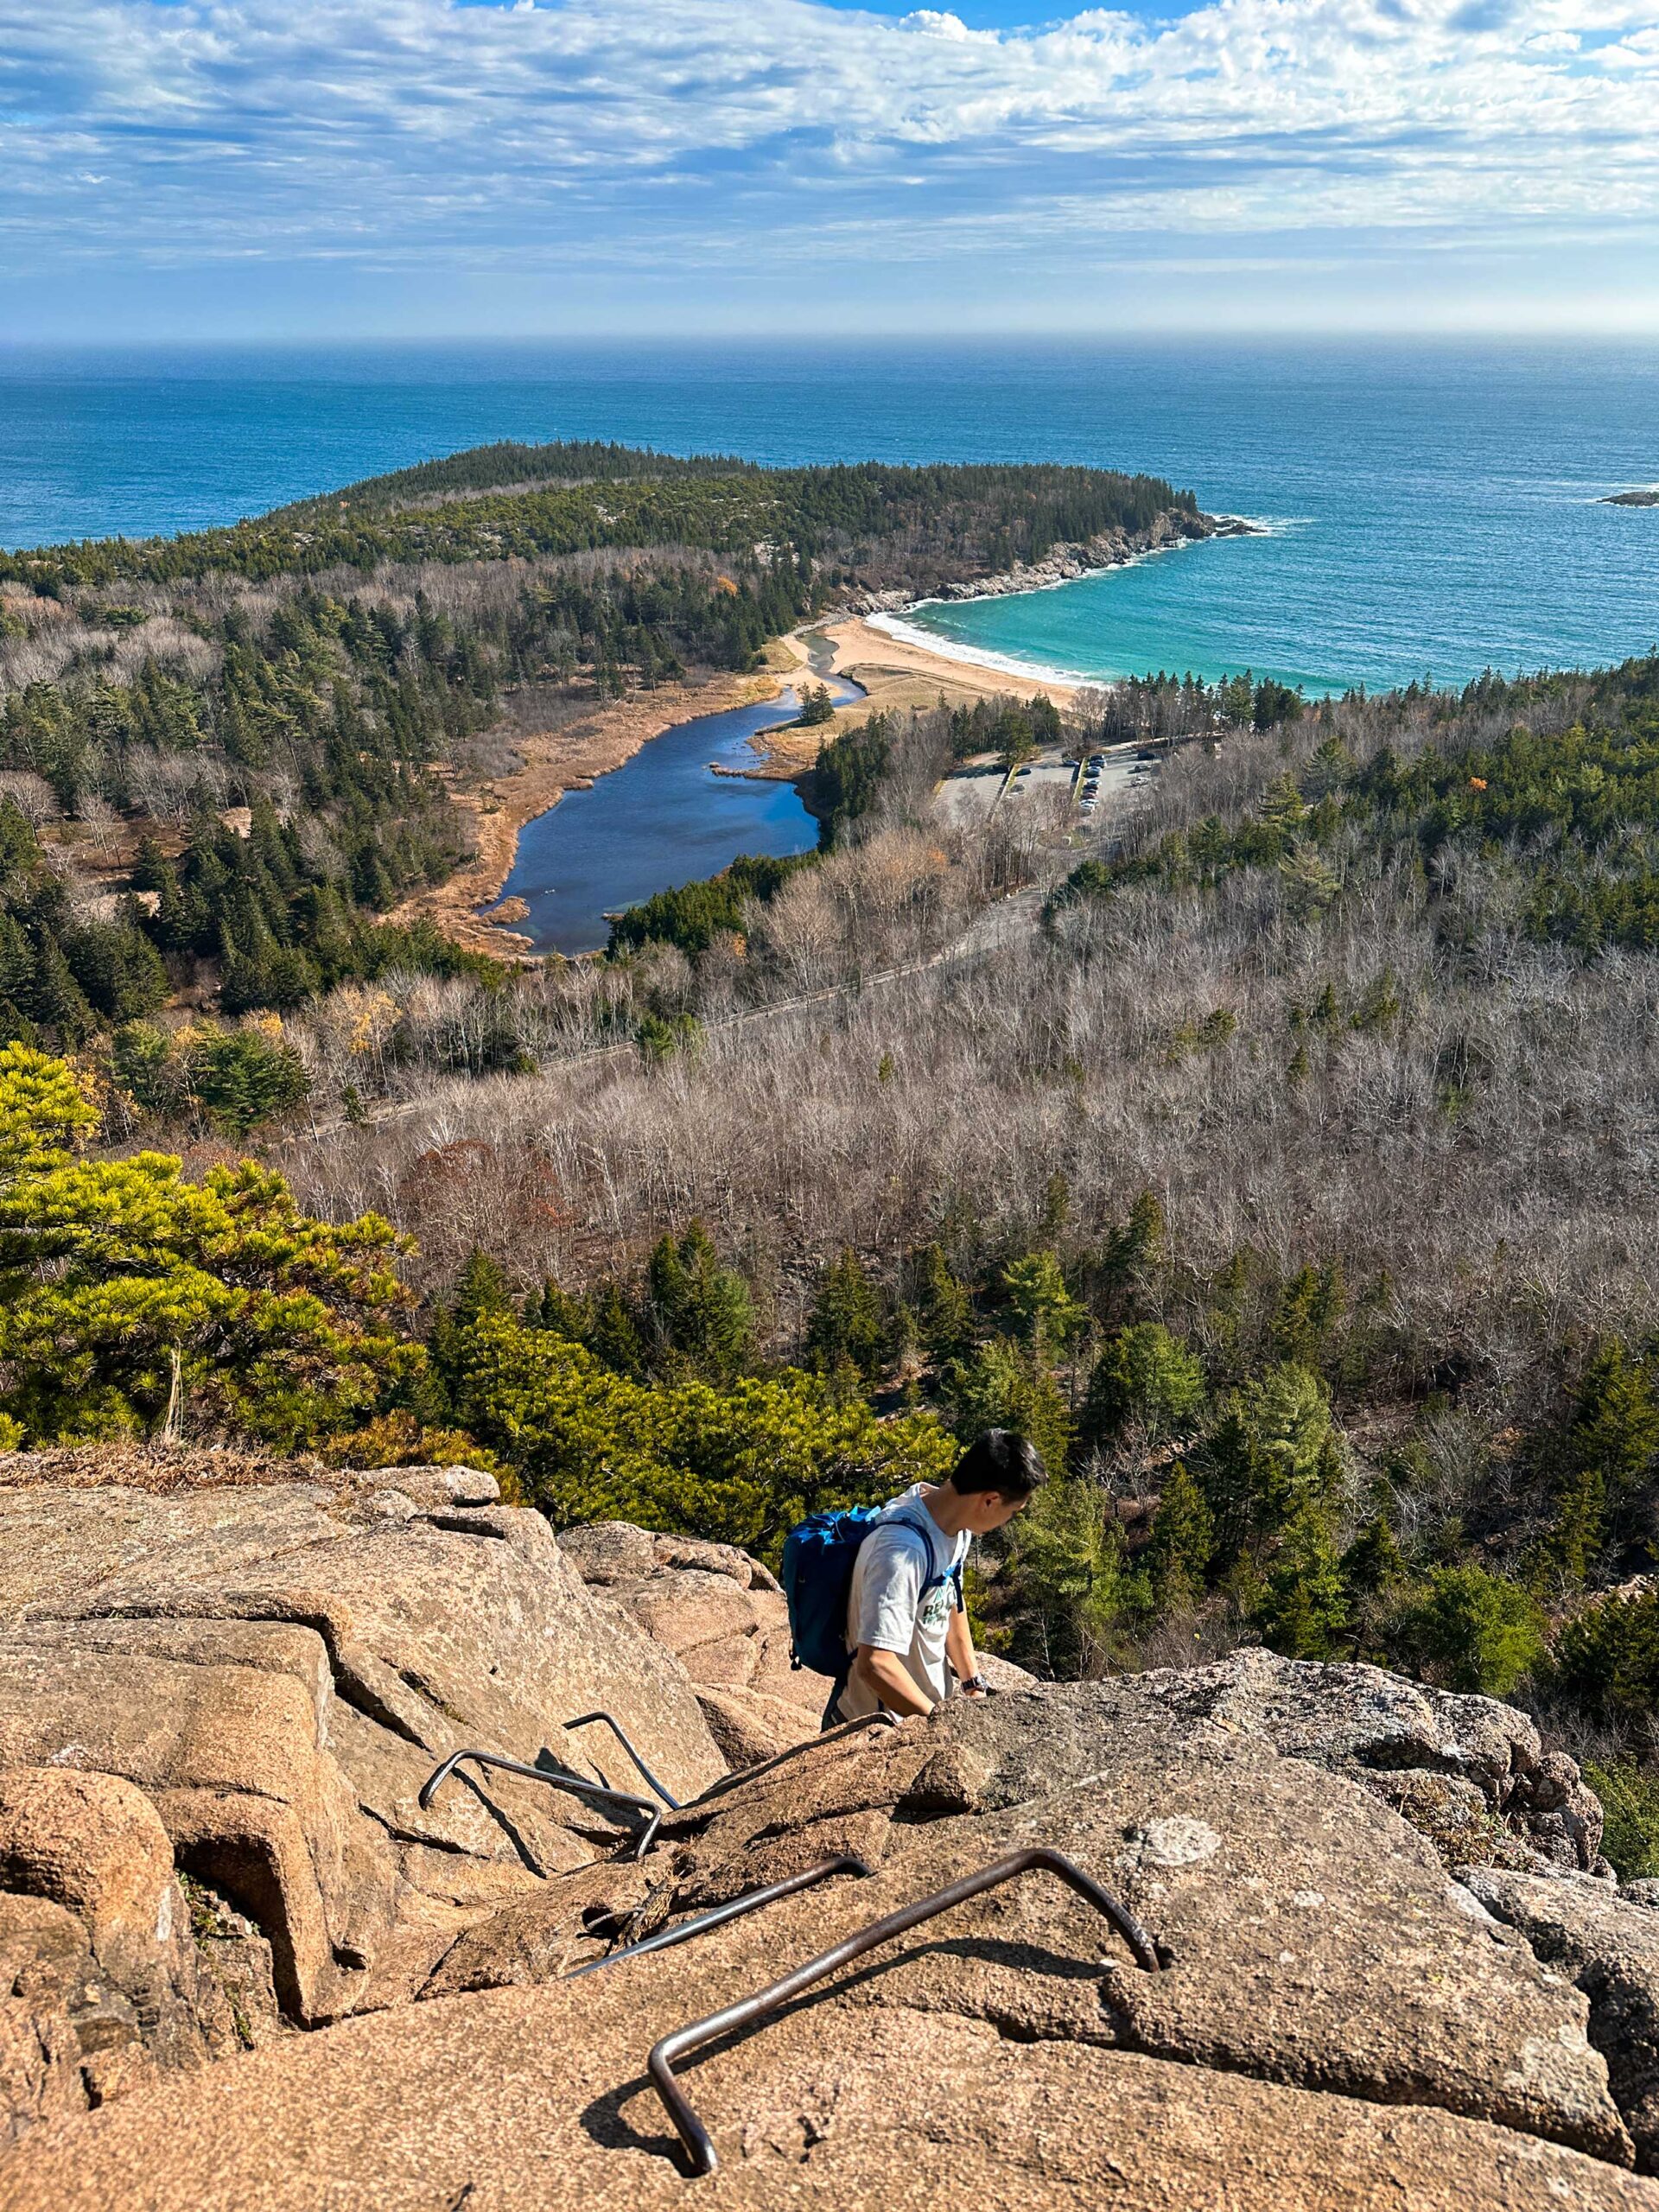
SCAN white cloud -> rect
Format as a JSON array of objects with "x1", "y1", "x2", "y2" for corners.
[{"x1": 0, "y1": 0, "x2": 1656, "y2": 282}]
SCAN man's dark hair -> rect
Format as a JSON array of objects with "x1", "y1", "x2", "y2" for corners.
[{"x1": 950, "y1": 1429, "x2": 1046, "y2": 1499}]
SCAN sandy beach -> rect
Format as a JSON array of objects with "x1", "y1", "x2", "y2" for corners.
[
  {"x1": 743, "y1": 614, "x2": 1082, "y2": 778},
  {"x1": 392, "y1": 612, "x2": 1085, "y2": 957}
]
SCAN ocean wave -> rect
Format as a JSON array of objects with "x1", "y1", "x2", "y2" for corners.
[{"x1": 865, "y1": 612, "x2": 1109, "y2": 691}]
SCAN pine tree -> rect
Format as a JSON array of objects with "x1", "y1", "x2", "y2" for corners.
[
  {"x1": 942, "y1": 1338, "x2": 1071, "y2": 1477},
  {"x1": 1271, "y1": 1263, "x2": 1347, "y2": 1371},
  {"x1": 431, "y1": 1249, "x2": 513, "y2": 1396},
  {"x1": 1096, "y1": 1188, "x2": 1166, "y2": 1319},
  {"x1": 645, "y1": 1222, "x2": 753, "y2": 1384},
  {"x1": 908, "y1": 1242, "x2": 975, "y2": 1363},
  {"x1": 1001, "y1": 1249, "x2": 1084, "y2": 1357},
  {"x1": 526, "y1": 1279, "x2": 590, "y2": 1343},
  {"x1": 1002, "y1": 1472, "x2": 1135, "y2": 1677},
  {"x1": 1141, "y1": 1460, "x2": 1215, "y2": 1613},
  {"x1": 1569, "y1": 1340, "x2": 1659, "y2": 1518},
  {"x1": 804, "y1": 1249, "x2": 884, "y2": 1380},
  {"x1": 29, "y1": 931, "x2": 95, "y2": 1045},
  {"x1": 1255, "y1": 1499, "x2": 1348, "y2": 1660},
  {"x1": 0, "y1": 1044, "x2": 414, "y2": 1448},
  {"x1": 588, "y1": 1282, "x2": 645, "y2": 1378},
  {"x1": 1081, "y1": 1322, "x2": 1206, "y2": 1454}
]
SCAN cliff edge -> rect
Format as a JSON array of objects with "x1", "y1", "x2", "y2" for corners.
[{"x1": 3, "y1": 1449, "x2": 1659, "y2": 2209}]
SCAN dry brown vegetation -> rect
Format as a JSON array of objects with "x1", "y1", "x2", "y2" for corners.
[{"x1": 269, "y1": 677, "x2": 1659, "y2": 1475}]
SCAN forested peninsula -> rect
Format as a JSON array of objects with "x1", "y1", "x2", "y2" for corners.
[{"x1": 0, "y1": 443, "x2": 1201, "y2": 1027}]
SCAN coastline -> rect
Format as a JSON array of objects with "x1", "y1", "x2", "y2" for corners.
[
  {"x1": 861, "y1": 611, "x2": 1096, "y2": 696},
  {"x1": 397, "y1": 500, "x2": 1229, "y2": 957},
  {"x1": 837, "y1": 505, "x2": 1262, "y2": 700},
  {"x1": 740, "y1": 616, "x2": 1084, "y2": 778},
  {"x1": 855, "y1": 507, "x2": 1255, "y2": 619}
]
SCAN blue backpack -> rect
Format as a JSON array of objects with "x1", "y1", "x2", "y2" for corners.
[{"x1": 780, "y1": 1500, "x2": 958, "y2": 1683}]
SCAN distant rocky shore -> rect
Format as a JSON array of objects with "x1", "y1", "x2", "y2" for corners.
[
  {"x1": 1603, "y1": 489, "x2": 1659, "y2": 507},
  {"x1": 855, "y1": 508, "x2": 1259, "y2": 616}
]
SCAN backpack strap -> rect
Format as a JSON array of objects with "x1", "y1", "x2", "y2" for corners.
[{"x1": 883, "y1": 1500, "x2": 962, "y2": 1606}]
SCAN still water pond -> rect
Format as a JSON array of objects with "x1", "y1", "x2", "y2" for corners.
[{"x1": 490, "y1": 678, "x2": 857, "y2": 955}]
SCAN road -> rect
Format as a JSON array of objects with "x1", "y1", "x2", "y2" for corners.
[{"x1": 277, "y1": 772, "x2": 1146, "y2": 1149}]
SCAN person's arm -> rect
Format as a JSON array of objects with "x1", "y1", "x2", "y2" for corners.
[
  {"x1": 846, "y1": 1526, "x2": 932, "y2": 1715},
  {"x1": 945, "y1": 1600, "x2": 986, "y2": 1699},
  {"x1": 849, "y1": 1643, "x2": 934, "y2": 1717}
]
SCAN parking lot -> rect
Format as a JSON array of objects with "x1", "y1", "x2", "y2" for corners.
[{"x1": 938, "y1": 745, "x2": 1154, "y2": 831}]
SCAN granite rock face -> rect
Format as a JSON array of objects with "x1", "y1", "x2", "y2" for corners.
[
  {"x1": 0, "y1": 1456, "x2": 725, "y2": 2135},
  {"x1": 1464, "y1": 1866, "x2": 1659, "y2": 2171},
  {"x1": 7, "y1": 1467, "x2": 1659, "y2": 2207},
  {"x1": 6, "y1": 1683, "x2": 1659, "y2": 2209},
  {"x1": 559, "y1": 1518, "x2": 830, "y2": 1767},
  {"x1": 1128, "y1": 1644, "x2": 1608, "y2": 1872}
]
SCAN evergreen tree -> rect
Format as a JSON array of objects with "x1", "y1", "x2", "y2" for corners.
[
  {"x1": 804, "y1": 1249, "x2": 884, "y2": 1381},
  {"x1": 526, "y1": 1279, "x2": 590, "y2": 1342},
  {"x1": 645, "y1": 1221, "x2": 753, "y2": 1384},
  {"x1": 1095, "y1": 1188, "x2": 1166, "y2": 1319},
  {"x1": 1081, "y1": 1322, "x2": 1205, "y2": 1453},
  {"x1": 1002, "y1": 1472, "x2": 1135, "y2": 1677},
  {"x1": 1000, "y1": 1249, "x2": 1084, "y2": 1357},
  {"x1": 908, "y1": 1241, "x2": 976, "y2": 1363},
  {"x1": 1389, "y1": 1566, "x2": 1546, "y2": 1698},
  {"x1": 1140, "y1": 1460, "x2": 1215, "y2": 1613},
  {"x1": 29, "y1": 931, "x2": 95, "y2": 1044},
  {"x1": 0, "y1": 1044, "x2": 415, "y2": 1447},
  {"x1": 941, "y1": 1338, "x2": 1071, "y2": 1476},
  {"x1": 1574, "y1": 1344, "x2": 1659, "y2": 1522},
  {"x1": 431, "y1": 1249, "x2": 514, "y2": 1396},
  {"x1": 1340, "y1": 1510, "x2": 1405, "y2": 1643},
  {"x1": 1271, "y1": 1263, "x2": 1347, "y2": 1371},
  {"x1": 1254, "y1": 1498, "x2": 1348, "y2": 1660},
  {"x1": 588, "y1": 1282, "x2": 645, "y2": 1379},
  {"x1": 1198, "y1": 1362, "x2": 1337, "y2": 1568}
]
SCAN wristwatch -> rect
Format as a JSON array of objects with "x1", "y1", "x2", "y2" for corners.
[{"x1": 962, "y1": 1673, "x2": 989, "y2": 1694}]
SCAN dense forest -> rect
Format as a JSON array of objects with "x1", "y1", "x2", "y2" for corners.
[
  {"x1": 0, "y1": 442, "x2": 1193, "y2": 1043},
  {"x1": 1, "y1": 453, "x2": 1198, "y2": 594}
]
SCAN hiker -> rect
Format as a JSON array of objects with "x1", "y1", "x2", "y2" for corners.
[{"x1": 830, "y1": 1429, "x2": 1045, "y2": 1724}]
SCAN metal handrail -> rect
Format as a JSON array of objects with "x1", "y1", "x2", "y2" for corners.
[
  {"x1": 418, "y1": 1749, "x2": 664, "y2": 1859},
  {"x1": 565, "y1": 1856, "x2": 872, "y2": 1980},
  {"x1": 688, "y1": 1710, "x2": 900, "y2": 1810},
  {"x1": 646, "y1": 1846, "x2": 1163, "y2": 2175},
  {"x1": 564, "y1": 1711, "x2": 682, "y2": 1808}
]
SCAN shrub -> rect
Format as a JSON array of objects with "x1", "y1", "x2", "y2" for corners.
[
  {"x1": 1388, "y1": 1565, "x2": 1547, "y2": 1697},
  {"x1": 0, "y1": 1042, "x2": 416, "y2": 1447},
  {"x1": 454, "y1": 1311, "x2": 954, "y2": 1553},
  {"x1": 1584, "y1": 1758, "x2": 1659, "y2": 1881}
]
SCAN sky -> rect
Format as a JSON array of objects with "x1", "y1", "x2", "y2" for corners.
[{"x1": 3, "y1": 0, "x2": 1658, "y2": 340}]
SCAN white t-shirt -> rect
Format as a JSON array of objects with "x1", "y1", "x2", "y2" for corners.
[{"x1": 837, "y1": 1484, "x2": 969, "y2": 1718}]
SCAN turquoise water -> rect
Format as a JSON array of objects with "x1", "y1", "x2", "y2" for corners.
[{"x1": 2, "y1": 339, "x2": 1655, "y2": 696}]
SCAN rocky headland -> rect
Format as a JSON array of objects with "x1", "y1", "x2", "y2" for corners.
[
  {"x1": 4, "y1": 1448, "x2": 1659, "y2": 2208},
  {"x1": 855, "y1": 510, "x2": 1259, "y2": 618},
  {"x1": 1603, "y1": 490, "x2": 1659, "y2": 506}
]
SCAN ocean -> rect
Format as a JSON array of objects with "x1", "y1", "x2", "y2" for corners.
[{"x1": 2, "y1": 338, "x2": 1655, "y2": 695}]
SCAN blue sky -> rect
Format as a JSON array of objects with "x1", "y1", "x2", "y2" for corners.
[{"x1": 3, "y1": 0, "x2": 1658, "y2": 340}]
